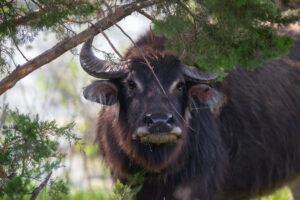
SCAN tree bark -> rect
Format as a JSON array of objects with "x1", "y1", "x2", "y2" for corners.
[
  {"x1": 0, "y1": 0, "x2": 166, "y2": 95},
  {"x1": 30, "y1": 172, "x2": 52, "y2": 200}
]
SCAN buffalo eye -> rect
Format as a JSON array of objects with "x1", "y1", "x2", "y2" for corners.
[
  {"x1": 127, "y1": 80, "x2": 136, "y2": 90},
  {"x1": 176, "y1": 82, "x2": 185, "y2": 92}
]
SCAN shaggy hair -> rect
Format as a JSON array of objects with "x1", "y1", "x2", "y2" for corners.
[{"x1": 93, "y1": 33, "x2": 300, "y2": 200}]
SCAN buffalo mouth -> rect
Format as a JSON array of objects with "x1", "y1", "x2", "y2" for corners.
[{"x1": 134, "y1": 127, "x2": 182, "y2": 145}]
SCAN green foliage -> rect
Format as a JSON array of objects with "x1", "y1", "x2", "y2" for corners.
[
  {"x1": 84, "y1": 143, "x2": 99, "y2": 157},
  {"x1": 154, "y1": 0, "x2": 299, "y2": 78},
  {"x1": 1, "y1": 0, "x2": 298, "y2": 77},
  {"x1": 48, "y1": 179, "x2": 69, "y2": 200},
  {"x1": 0, "y1": 108, "x2": 78, "y2": 199},
  {"x1": 0, "y1": 0, "x2": 103, "y2": 73},
  {"x1": 110, "y1": 180, "x2": 133, "y2": 200},
  {"x1": 68, "y1": 190, "x2": 108, "y2": 200},
  {"x1": 254, "y1": 187, "x2": 292, "y2": 200},
  {"x1": 0, "y1": 1, "x2": 299, "y2": 198},
  {"x1": 110, "y1": 172, "x2": 145, "y2": 200},
  {"x1": 0, "y1": 107, "x2": 143, "y2": 200},
  {"x1": 0, "y1": 0, "x2": 101, "y2": 37}
]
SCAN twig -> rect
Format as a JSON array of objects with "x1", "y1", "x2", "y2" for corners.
[
  {"x1": 30, "y1": 171, "x2": 52, "y2": 200},
  {"x1": 0, "y1": 0, "x2": 167, "y2": 95},
  {"x1": 114, "y1": 23, "x2": 152, "y2": 67},
  {"x1": 61, "y1": 23, "x2": 76, "y2": 35},
  {"x1": 12, "y1": 38, "x2": 28, "y2": 61},
  {"x1": 23, "y1": 0, "x2": 32, "y2": 12},
  {"x1": 95, "y1": 7, "x2": 123, "y2": 59},
  {"x1": 137, "y1": 9, "x2": 155, "y2": 21},
  {"x1": 66, "y1": 13, "x2": 102, "y2": 24},
  {"x1": 31, "y1": 0, "x2": 44, "y2": 10},
  {"x1": 178, "y1": 32, "x2": 187, "y2": 59},
  {"x1": 100, "y1": 29, "x2": 123, "y2": 59},
  {"x1": 176, "y1": 0, "x2": 200, "y2": 22},
  {"x1": 2, "y1": 47, "x2": 18, "y2": 68},
  {"x1": 102, "y1": 0, "x2": 114, "y2": 13},
  {"x1": 92, "y1": 45, "x2": 111, "y2": 55},
  {"x1": 9, "y1": 31, "x2": 29, "y2": 61}
]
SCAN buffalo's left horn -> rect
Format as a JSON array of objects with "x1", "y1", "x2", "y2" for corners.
[
  {"x1": 80, "y1": 37, "x2": 129, "y2": 79},
  {"x1": 181, "y1": 64, "x2": 219, "y2": 82}
]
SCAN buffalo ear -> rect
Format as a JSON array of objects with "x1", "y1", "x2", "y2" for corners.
[
  {"x1": 189, "y1": 84, "x2": 226, "y2": 115},
  {"x1": 83, "y1": 80, "x2": 118, "y2": 105}
]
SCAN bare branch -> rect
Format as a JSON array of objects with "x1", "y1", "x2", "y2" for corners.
[
  {"x1": 31, "y1": 0, "x2": 44, "y2": 10},
  {"x1": 66, "y1": 12, "x2": 102, "y2": 24},
  {"x1": 24, "y1": 0, "x2": 32, "y2": 12},
  {"x1": 92, "y1": 45, "x2": 111, "y2": 55},
  {"x1": 61, "y1": 23, "x2": 76, "y2": 35},
  {"x1": 13, "y1": 40, "x2": 29, "y2": 61},
  {"x1": 30, "y1": 172, "x2": 52, "y2": 200},
  {"x1": 0, "y1": 0, "x2": 167, "y2": 95},
  {"x1": 137, "y1": 9, "x2": 155, "y2": 21},
  {"x1": 97, "y1": 5, "x2": 123, "y2": 59},
  {"x1": 101, "y1": 30, "x2": 124, "y2": 59},
  {"x1": 176, "y1": 0, "x2": 199, "y2": 22},
  {"x1": 9, "y1": 31, "x2": 29, "y2": 62},
  {"x1": 2, "y1": 46, "x2": 18, "y2": 68}
]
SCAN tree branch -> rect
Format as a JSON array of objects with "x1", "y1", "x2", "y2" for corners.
[
  {"x1": 66, "y1": 12, "x2": 102, "y2": 25},
  {"x1": 101, "y1": 29, "x2": 124, "y2": 59},
  {"x1": 0, "y1": 0, "x2": 165, "y2": 95},
  {"x1": 176, "y1": 0, "x2": 198, "y2": 20},
  {"x1": 30, "y1": 172, "x2": 52, "y2": 200},
  {"x1": 8, "y1": 27, "x2": 29, "y2": 62},
  {"x1": 12, "y1": 37, "x2": 29, "y2": 61},
  {"x1": 0, "y1": 10, "x2": 41, "y2": 27},
  {"x1": 137, "y1": 9, "x2": 155, "y2": 21}
]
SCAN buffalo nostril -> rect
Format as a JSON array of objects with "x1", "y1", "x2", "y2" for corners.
[
  {"x1": 143, "y1": 115, "x2": 154, "y2": 125},
  {"x1": 144, "y1": 113, "x2": 175, "y2": 125},
  {"x1": 167, "y1": 115, "x2": 175, "y2": 124}
]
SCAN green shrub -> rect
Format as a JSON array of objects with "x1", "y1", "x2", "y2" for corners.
[{"x1": 0, "y1": 108, "x2": 77, "y2": 199}]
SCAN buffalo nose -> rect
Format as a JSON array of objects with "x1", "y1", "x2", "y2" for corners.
[{"x1": 143, "y1": 113, "x2": 175, "y2": 126}]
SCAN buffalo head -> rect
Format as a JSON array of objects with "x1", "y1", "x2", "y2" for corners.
[{"x1": 81, "y1": 35, "x2": 224, "y2": 171}]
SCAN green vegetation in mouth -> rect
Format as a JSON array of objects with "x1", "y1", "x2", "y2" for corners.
[{"x1": 140, "y1": 133, "x2": 178, "y2": 144}]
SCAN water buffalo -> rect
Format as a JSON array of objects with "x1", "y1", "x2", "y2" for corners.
[{"x1": 80, "y1": 33, "x2": 300, "y2": 200}]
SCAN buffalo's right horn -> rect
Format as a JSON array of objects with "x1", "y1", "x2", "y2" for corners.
[
  {"x1": 80, "y1": 37, "x2": 129, "y2": 79},
  {"x1": 181, "y1": 64, "x2": 219, "y2": 82}
]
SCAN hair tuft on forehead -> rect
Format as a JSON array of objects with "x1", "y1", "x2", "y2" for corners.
[
  {"x1": 124, "y1": 32, "x2": 180, "y2": 68},
  {"x1": 125, "y1": 32, "x2": 168, "y2": 59}
]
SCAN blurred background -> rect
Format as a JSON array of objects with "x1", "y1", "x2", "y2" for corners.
[
  {"x1": 0, "y1": 0, "x2": 299, "y2": 199},
  {"x1": 0, "y1": 12, "x2": 153, "y2": 199}
]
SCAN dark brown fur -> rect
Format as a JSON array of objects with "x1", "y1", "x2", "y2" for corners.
[{"x1": 90, "y1": 33, "x2": 300, "y2": 200}]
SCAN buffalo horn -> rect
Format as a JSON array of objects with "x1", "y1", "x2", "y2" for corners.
[
  {"x1": 181, "y1": 64, "x2": 219, "y2": 82},
  {"x1": 80, "y1": 37, "x2": 128, "y2": 79}
]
